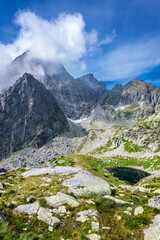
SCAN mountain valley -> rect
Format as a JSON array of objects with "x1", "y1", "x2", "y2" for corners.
[{"x1": 0, "y1": 53, "x2": 160, "y2": 240}]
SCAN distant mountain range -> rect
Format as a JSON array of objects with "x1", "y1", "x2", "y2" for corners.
[{"x1": 0, "y1": 51, "x2": 160, "y2": 159}]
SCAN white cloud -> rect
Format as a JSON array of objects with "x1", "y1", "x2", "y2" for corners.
[
  {"x1": 99, "y1": 29, "x2": 116, "y2": 46},
  {"x1": 0, "y1": 10, "x2": 115, "y2": 92},
  {"x1": 98, "y1": 38, "x2": 160, "y2": 81},
  {"x1": 6, "y1": 11, "x2": 87, "y2": 63}
]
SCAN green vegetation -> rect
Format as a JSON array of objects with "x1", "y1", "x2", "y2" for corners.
[
  {"x1": 123, "y1": 140, "x2": 143, "y2": 153},
  {"x1": 0, "y1": 154, "x2": 160, "y2": 239}
]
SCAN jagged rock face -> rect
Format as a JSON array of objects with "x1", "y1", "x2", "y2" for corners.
[
  {"x1": 9, "y1": 53, "x2": 106, "y2": 119},
  {"x1": 101, "y1": 79, "x2": 160, "y2": 119},
  {"x1": 0, "y1": 73, "x2": 68, "y2": 160},
  {"x1": 120, "y1": 79, "x2": 155, "y2": 105},
  {"x1": 8, "y1": 52, "x2": 160, "y2": 120},
  {"x1": 104, "y1": 79, "x2": 157, "y2": 107},
  {"x1": 45, "y1": 73, "x2": 106, "y2": 119},
  {"x1": 100, "y1": 84, "x2": 123, "y2": 106}
]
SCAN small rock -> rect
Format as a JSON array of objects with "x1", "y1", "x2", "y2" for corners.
[
  {"x1": 59, "y1": 178, "x2": 63, "y2": 183},
  {"x1": 27, "y1": 197, "x2": 33, "y2": 203},
  {"x1": 92, "y1": 216, "x2": 98, "y2": 221},
  {"x1": 76, "y1": 215, "x2": 90, "y2": 223},
  {"x1": 5, "y1": 202, "x2": 10, "y2": 207},
  {"x1": 91, "y1": 221, "x2": 99, "y2": 231},
  {"x1": 22, "y1": 228, "x2": 27, "y2": 231},
  {"x1": 0, "y1": 181, "x2": 3, "y2": 189},
  {"x1": 86, "y1": 200, "x2": 95, "y2": 205},
  {"x1": 4, "y1": 182, "x2": 14, "y2": 187},
  {"x1": 134, "y1": 206, "x2": 144, "y2": 216},
  {"x1": 0, "y1": 190, "x2": 6, "y2": 194},
  {"x1": 153, "y1": 189, "x2": 160, "y2": 194},
  {"x1": 127, "y1": 207, "x2": 132, "y2": 211},
  {"x1": 77, "y1": 209, "x2": 98, "y2": 217},
  {"x1": 40, "y1": 183, "x2": 49, "y2": 187},
  {"x1": 41, "y1": 177, "x2": 52, "y2": 183},
  {"x1": 48, "y1": 226, "x2": 53, "y2": 232},
  {"x1": 58, "y1": 160, "x2": 65, "y2": 164},
  {"x1": 103, "y1": 195, "x2": 132, "y2": 205},
  {"x1": 0, "y1": 173, "x2": 5, "y2": 176},
  {"x1": 102, "y1": 227, "x2": 110, "y2": 230},
  {"x1": 124, "y1": 211, "x2": 131, "y2": 216},
  {"x1": 119, "y1": 194, "x2": 125, "y2": 197},
  {"x1": 116, "y1": 215, "x2": 122, "y2": 220},
  {"x1": 86, "y1": 233, "x2": 101, "y2": 240},
  {"x1": 11, "y1": 201, "x2": 17, "y2": 205}
]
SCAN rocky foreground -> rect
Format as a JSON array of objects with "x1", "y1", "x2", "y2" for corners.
[{"x1": 0, "y1": 154, "x2": 160, "y2": 240}]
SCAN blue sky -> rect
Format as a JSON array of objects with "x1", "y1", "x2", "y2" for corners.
[{"x1": 0, "y1": 0, "x2": 160, "y2": 89}]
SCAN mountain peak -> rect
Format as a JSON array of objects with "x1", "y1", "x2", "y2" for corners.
[{"x1": 0, "y1": 73, "x2": 68, "y2": 160}]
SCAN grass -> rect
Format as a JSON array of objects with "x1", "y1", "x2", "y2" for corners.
[
  {"x1": 123, "y1": 140, "x2": 143, "y2": 153},
  {"x1": 102, "y1": 155, "x2": 160, "y2": 171},
  {"x1": 0, "y1": 153, "x2": 160, "y2": 239}
]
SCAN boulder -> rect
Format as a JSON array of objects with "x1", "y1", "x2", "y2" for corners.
[
  {"x1": 134, "y1": 206, "x2": 144, "y2": 216},
  {"x1": 86, "y1": 234, "x2": 101, "y2": 240},
  {"x1": 13, "y1": 201, "x2": 39, "y2": 215},
  {"x1": 63, "y1": 172, "x2": 111, "y2": 197},
  {"x1": 37, "y1": 207, "x2": 60, "y2": 226},
  {"x1": 91, "y1": 221, "x2": 99, "y2": 231},
  {"x1": 45, "y1": 192, "x2": 80, "y2": 208},
  {"x1": 148, "y1": 196, "x2": 160, "y2": 209},
  {"x1": 22, "y1": 166, "x2": 87, "y2": 178},
  {"x1": 144, "y1": 215, "x2": 160, "y2": 240}
]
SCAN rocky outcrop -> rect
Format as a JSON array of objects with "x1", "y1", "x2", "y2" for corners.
[
  {"x1": 102, "y1": 79, "x2": 160, "y2": 119},
  {"x1": 120, "y1": 79, "x2": 155, "y2": 105},
  {"x1": 44, "y1": 73, "x2": 106, "y2": 119},
  {"x1": 0, "y1": 73, "x2": 68, "y2": 160},
  {"x1": 103, "y1": 79, "x2": 156, "y2": 106}
]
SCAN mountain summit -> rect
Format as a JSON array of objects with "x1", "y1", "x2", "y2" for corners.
[{"x1": 0, "y1": 73, "x2": 68, "y2": 160}]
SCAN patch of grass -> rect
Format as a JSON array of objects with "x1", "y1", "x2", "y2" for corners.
[
  {"x1": 96, "y1": 198, "x2": 118, "y2": 213},
  {"x1": 154, "y1": 148, "x2": 160, "y2": 153},
  {"x1": 124, "y1": 140, "x2": 143, "y2": 153},
  {"x1": 50, "y1": 155, "x2": 75, "y2": 167}
]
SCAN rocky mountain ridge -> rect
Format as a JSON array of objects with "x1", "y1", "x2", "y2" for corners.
[
  {"x1": 9, "y1": 52, "x2": 160, "y2": 120},
  {"x1": 0, "y1": 73, "x2": 68, "y2": 160}
]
